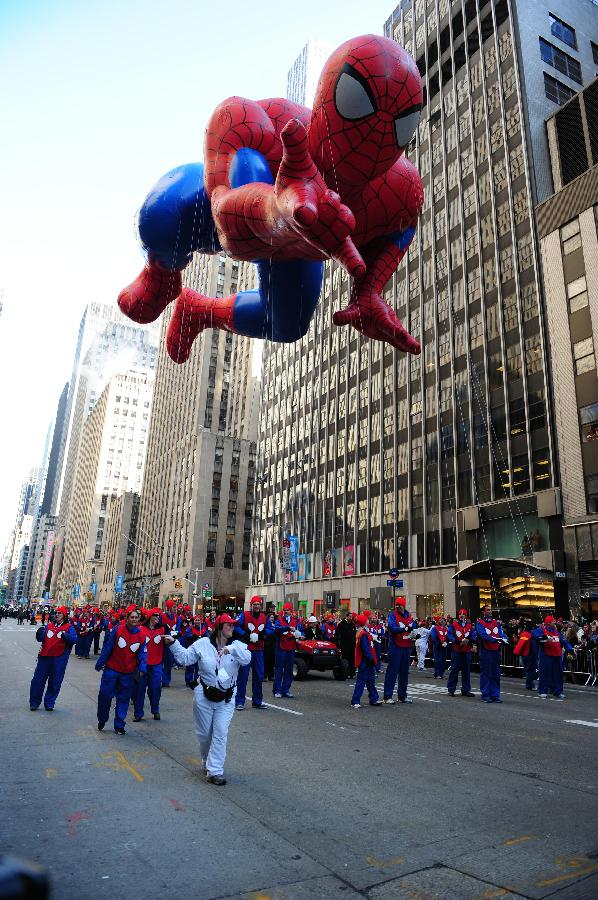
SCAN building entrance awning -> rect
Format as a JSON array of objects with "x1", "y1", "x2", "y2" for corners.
[{"x1": 453, "y1": 558, "x2": 554, "y2": 582}]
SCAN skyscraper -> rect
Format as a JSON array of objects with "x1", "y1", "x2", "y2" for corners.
[
  {"x1": 57, "y1": 369, "x2": 154, "y2": 601},
  {"x1": 51, "y1": 306, "x2": 158, "y2": 597},
  {"x1": 286, "y1": 38, "x2": 332, "y2": 107},
  {"x1": 249, "y1": 1, "x2": 598, "y2": 620},
  {"x1": 536, "y1": 76, "x2": 598, "y2": 617},
  {"x1": 133, "y1": 251, "x2": 259, "y2": 608}
]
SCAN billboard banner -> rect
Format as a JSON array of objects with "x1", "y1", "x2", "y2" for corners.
[{"x1": 343, "y1": 544, "x2": 355, "y2": 576}]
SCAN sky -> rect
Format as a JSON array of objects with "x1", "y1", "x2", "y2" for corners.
[{"x1": 0, "y1": 0, "x2": 395, "y2": 553}]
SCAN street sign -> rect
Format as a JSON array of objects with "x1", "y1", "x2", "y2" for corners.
[
  {"x1": 387, "y1": 579, "x2": 404, "y2": 588},
  {"x1": 203, "y1": 582, "x2": 209, "y2": 589},
  {"x1": 282, "y1": 538, "x2": 292, "y2": 571},
  {"x1": 389, "y1": 567, "x2": 399, "y2": 577},
  {"x1": 202, "y1": 588, "x2": 213, "y2": 600}
]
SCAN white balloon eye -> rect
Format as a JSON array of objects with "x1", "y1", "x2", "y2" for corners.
[
  {"x1": 394, "y1": 107, "x2": 421, "y2": 147},
  {"x1": 334, "y1": 63, "x2": 376, "y2": 120}
]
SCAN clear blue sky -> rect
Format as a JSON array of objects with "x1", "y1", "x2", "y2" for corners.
[{"x1": 0, "y1": 0, "x2": 395, "y2": 551}]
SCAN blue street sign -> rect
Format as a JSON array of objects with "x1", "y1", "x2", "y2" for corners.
[
  {"x1": 387, "y1": 579, "x2": 404, "y2": 588},
  {"x1": 389, "y1": 567, "x2": 399, "y2": 577},
  {"x1": 289, "y1": 535, "x2": 299, "y2": 573},
  {"x1": 115, "y1": 573, "x2": 124, "y2": 593}
]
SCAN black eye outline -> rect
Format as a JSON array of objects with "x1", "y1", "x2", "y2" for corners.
[
  {"x1": 334, "y1": 62, "x2": 378, "y2": 121},
  {"x1": 394, "y1": 104, "x2": 422, "y2": 148}
]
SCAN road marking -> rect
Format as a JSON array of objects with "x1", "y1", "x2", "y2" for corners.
[
  {"x1": 96, "y1": 750, "x2": 146, "y2": 781},
  {"x1": 504, "y1": 835, "x2": 533, "y2": 846},
  {"x1": 266, "y1": 702, "x2": 303, "y2": 716},
  {"x1": 564, "y1": 719, "x2": 598, "y2": 728},
  {"x1": 65, "y1": 810, "x2": 89, "y2": 838},
  {"x1": 366, "y1": 854, "x2": 405, "y2": 869},
  {"x1": 536, "y1": 857, "x2": 598, "y2": 886}
]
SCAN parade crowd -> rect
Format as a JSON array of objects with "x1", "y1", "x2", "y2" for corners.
[{"x1": 3, "y1": 596, "x2": 596, "y2": 786}]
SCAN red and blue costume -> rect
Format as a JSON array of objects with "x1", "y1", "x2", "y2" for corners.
[
  {"x1": 234, "y1": 603, "x2": 274, "y2": 708},
  {"x1": 118, "y1": 35, "x2": 423, "y2": 362},
  {"x1": 531, "y1": 618, "x2": 571, "y2": 698},
  {"x1": 514, "y1": 626, "x2": 537, "y2": 690},
  {"x1": 430, "y1": 621, "x2": 448, "y2": 678},
  {"x1": 181, "y1": 618, "x2": 206, "y2": 687},
  {"x1": 95, "y1": 621, "x2": 146, "y2": 732},
  {"x1": 161, "y1": 604, "x2": 181, "y2": 686},
  {"x1": 383, "y1": 603, "x2": 415, "y2": 702},
  {"x1": 475, "y1": 614, "x2": 507, "y2": 702},
  {"x1": 370, "y1": 621, "x2": 385, "y2": 673},
  {"x1": 134, "y1": 611, "x2": 169, "y2": 719},
  {"x1": 29, "y1": 611, "x2": 77, "y2": 711},
  {"x1": 351, "y1": 621, "x2": 380, "y2": 706},
  {"x1": 446, "y1": 612, "x2": 476, "y2": 696},
  {"x1": 273, "y1": 605, "x2": 304, "y2": 698}
]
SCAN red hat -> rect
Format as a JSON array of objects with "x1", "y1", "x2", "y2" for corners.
[
  {"x1": 148, "y1": 608, "x2": 162, "y2": 617},
  {"x1": 395, "y1": 596, "x2": 406, "y2": 606},
  {"x1": 55, "y1": 606, "x2": 68, "y2": 617},
  {"x1": 458, "y1": 608, "x2": 468, "y2": 617},
  {"x1": 216, "y1": 613, "x2": 236, "y2": 626},
  {"x1": 282, "y1": 602, "x2": 293, "y2": 611},
  {"x1": 165, "y1": 599, "x2": 175, "y2": 609},
  {"x1": 183, "y1": 604, "x2": 191, "y2": 612},
  {"x1": 356, "y1": 613, "x2": 369, "y2": 627},
  {"x1": 125, "y1": 604, "x2": 137, "y2": 614},
  {"x1": 544, "y1": 615, "x2": 555, "y2": 624},
  {"x1": 250, "y1": 595, "x2": 262, "y2": 606}
]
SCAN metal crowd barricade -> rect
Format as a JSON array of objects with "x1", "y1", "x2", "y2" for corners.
[{"x1": 564, "y1": 648, "x2": 597, "y2": 686}]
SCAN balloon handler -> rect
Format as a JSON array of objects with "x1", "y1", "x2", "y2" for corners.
[
  {"x1": 95, "y1": 607, "x2": 146, "y2": 734},
  {"x1": 164, "y1": 615, "x2": 250, "y2": 785},
  {"x1": 29, "y1": 606, "x2": 77, "y2": 711}
]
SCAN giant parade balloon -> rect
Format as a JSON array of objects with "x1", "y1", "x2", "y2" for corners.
[{"x1": 118, "y1": 35, "x2": 424, "y2": 363}]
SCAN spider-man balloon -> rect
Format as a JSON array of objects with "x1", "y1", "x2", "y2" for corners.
[{"x1": 118, "y1": 34, "x2": 424, "y2": 363}]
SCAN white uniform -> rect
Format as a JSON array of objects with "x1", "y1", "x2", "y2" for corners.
[
  {"x1": 170, "y1": 636, "x2": 251, "y2": 777},
  {"x1": 413, "y1": 627, "x2": 430, "y2": 670}
]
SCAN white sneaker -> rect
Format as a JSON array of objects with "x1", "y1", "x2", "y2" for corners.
[
  {"x1": 273, "y1": 693, "x2": 282, "y2": 698},
  {"x1": 383, "y1": 698, "x2": 395, "y2": 704},
  {"x1": 351, "y1": 703, "x2": 361, "y2": 709},
  {"x1": 539, "y1": 694, "x2": 547, "y2": 699},
  {"x1": 556, "y1": 694, "x2": 565, "y2": 700}
]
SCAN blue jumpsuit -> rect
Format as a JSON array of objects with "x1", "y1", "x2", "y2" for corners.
[
  {"x1": 383, "y1": 611, "x2": 414, "y2": 702},
  {"x1": 532, "y1": 625, "x2": 571, "y2": 697},
  {"x1": 475, "y1": 617, "x2": 506, "y2": 702},
  {"x1": 29, "y1": 622, "x2": 77, "y2": 710},
  {"x1": 446, "y1": 620, "x2": 475, "y2": 695},
  {"x1": 96, "y1": 626, "x2": 147, "y2": 731},
  {"x1": 430, "y1": 625, "x2": 448, "y2": 678},
  {"x1": 273, "y1": 616, "x2": 304, "y2": 697},
  {"x1": 351, "y1": 631, "x2": 380, "y2": 705},
  {"x1": 234, "y1": 612, "x2": 274, "y2": 707}
]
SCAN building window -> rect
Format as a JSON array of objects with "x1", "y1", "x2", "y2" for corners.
[
  {"x1": 573, "y1": 337, "x2": 596, "y2": 375},
  {"x1": 539, "y1": 38, "x2": 582, "y2": 83},
  {"x1": 587, "y1": 475, "x2": 598, "y2": 514},
  {"x1": 580, "y1": 403, "x2": 598, "y2": 443},
  {"x1": 560, "y1": 218, "x2": 582, "y2": 254},
  {"x1": 544, "y1": 72, "x2": 576, "y2": 105},
  {"x1": 567, "y1": 275, "x2": 589, "y2": 312},
  {"x1": 592, "y1": 41, "x2": 598, "y2": 66},
  {"x1": 549, "y1": 13, "x2": 577, "y2": 49}
]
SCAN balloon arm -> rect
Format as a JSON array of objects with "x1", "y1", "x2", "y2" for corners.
[{"x1": 333, "y1": 235, "x2": 420, "y2": 354}]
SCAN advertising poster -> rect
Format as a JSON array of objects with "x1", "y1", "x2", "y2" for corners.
[
  {"x1": 298, "y1": 554, "x2": 306, "y2": 581},
  {"x1": 343, "y1": 544, "x2": 355, "y2": 576}
]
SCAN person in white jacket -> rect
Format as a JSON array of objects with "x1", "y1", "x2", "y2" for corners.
[
  {"x1": 413, "y1": 621, "x2": 431, "y2": 671},
  {"x1": 164, "y1": 613, "x2": 250, "y2": 785}
]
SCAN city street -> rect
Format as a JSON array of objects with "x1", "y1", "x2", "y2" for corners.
[{"x1": 2, "y1": 623, "x2": 598, "y2": 900}]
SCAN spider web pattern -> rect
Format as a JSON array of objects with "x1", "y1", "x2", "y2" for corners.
[{"x1": 309, "y1": 34, "x2": 422, "y2": 191}]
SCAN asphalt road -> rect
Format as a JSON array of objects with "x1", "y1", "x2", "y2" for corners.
[{"x1": 1, "y1": 622, "x2": 598, "y2": 900}]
